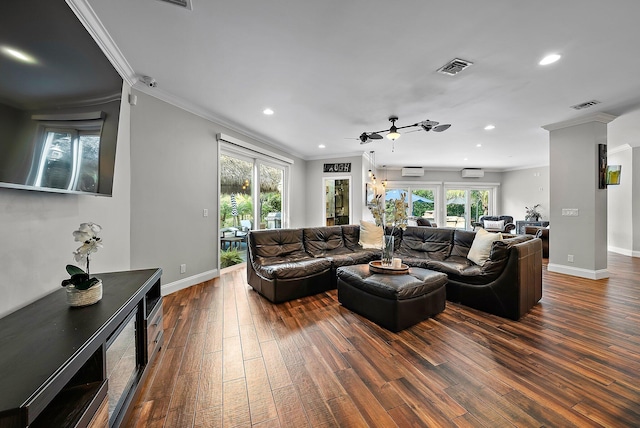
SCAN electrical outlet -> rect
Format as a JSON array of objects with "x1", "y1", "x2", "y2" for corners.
[
  {"x1": 203, "y1": 209, "x2": 208, "y2": 217},
  {"x1": 567, "y1": 255, "x2": 574, "y2": 263},
  {"x1": 180, "y1": 264, "x2": 187, "y2": 274}
]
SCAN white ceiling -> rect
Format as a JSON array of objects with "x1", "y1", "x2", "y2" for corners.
[{"x1": 85, "y1": 0, "x2": 640, "y2": 170}]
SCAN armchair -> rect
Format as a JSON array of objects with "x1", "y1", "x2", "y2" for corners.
[
  {"x1": 416, "y1": 218, "x2": 437, "y2": 227},
  {"x1": 472, "y1": 215, "x2": 515, "y2": 233},
  {"x1": 525, "y1": 226, "x2": 549, "y2": 258}
]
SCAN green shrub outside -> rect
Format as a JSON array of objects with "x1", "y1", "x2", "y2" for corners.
[{"x1": 221, "y1": 248, "x2": 244, "y2": 268}]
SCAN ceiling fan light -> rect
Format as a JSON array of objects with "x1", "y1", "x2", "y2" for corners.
[
  {"x1": 539, "y1": 54, "x2": 561, "y2": 65},
  {"x1": 386, "y1": 125, "x2": 400, "y2": 141},
  {"x1": 387, "y1": 131, "x2": 400, "y2": 141}
]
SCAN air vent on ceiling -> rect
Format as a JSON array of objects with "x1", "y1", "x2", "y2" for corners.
[
  {"x1": 156, "y1": 0, "x2": 192, "y2": 10},
  {"x1": 437, "y1": 58, "x2": 473, "y2": 76},
  {"x1": 570, "y1": 100, "x2": 601, "y2": 110}
]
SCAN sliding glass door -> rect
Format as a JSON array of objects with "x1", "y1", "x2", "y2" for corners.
[
  {"x1": 220, "y1": 153, "x2": 255, "y2": 231},
  {"x1": 220, "y1": 152, "x2": 287, "y2": 231},
  {"x1": 259, "y1": 161, "x2": 284, "y2": 229},
  {"x1": 445, "y1": 187, "x2": 494, "y2": 229},
  {"x1": 383, "y1": 185, "x2": 438, "y2": 225}
]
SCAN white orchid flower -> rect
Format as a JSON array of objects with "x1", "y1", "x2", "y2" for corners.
[
  {"x1": 80, "y1": 222, "x2": 102, "y2": 235},
  {"x1": 74, "y1": 222, "x2": 102, "y2": 242},
  {"x1": 69, "y1": 222, "x2": 103, "y2": 276},
  {"x1": 73, "y1": 230, "x2": 92, "y2": 242}
]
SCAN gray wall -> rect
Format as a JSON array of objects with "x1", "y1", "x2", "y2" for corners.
[
  {"x1": 130, "y1": 90, "x2": 307, "y2": 293},
  {"x1": 305, "y1": 155, "x2": 364, "y2": 226},
  {"x1": 0, "y1": 83, "x2": 132, "y2": 318},
  {"x1": 502, "y1": 166, "x2": 550, "y2": 222},
  {"x1": 548, "y1": 120, "x2": 609, "y2": 277},
  {"x1": 635, "y1": 149, "x2": 640, "y2": 254}
]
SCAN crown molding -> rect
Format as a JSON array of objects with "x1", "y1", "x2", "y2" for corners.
[
  {"x1": 501, "y1": 163, "x2": 550, "y2": 172},
  {"x1": 607, "y1": 143, "x2": 633, "y2": 154},
  {"x1": 305, "y1": 151, "x2": 365, "y2": 162},
  {"x1": 132, "y1": 83, "x2": 306, "y2": 160},
  {"x1": 67, "y1": 0, "x2": 306, "y2": 161},
  {"x1": 542, "y1": 112, "x2": 617, "y2": 131},
  {"x1": 66, "y1": 0, "x2": 136, "y2": 85}
]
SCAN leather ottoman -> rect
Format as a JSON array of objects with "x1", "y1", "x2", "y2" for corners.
[{"x1": 336, "y1": 264, "x2": 447, "y2": 332}]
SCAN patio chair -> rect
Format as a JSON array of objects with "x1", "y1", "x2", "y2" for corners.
[
  {"x1": 220, "y1": 227, "x2": 244, "y2": 250},
  {"x1": 239, "y1": 220, "x2": 252, "y2": 232}
]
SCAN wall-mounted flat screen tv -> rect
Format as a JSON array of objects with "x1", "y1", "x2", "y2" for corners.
[{"x1": 0, "y1": 1, "x2": 123, "y2": 196}]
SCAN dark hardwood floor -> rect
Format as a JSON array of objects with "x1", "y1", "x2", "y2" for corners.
[{"x1": 126, "y1": 254, "x2": 640, "y2": 427}]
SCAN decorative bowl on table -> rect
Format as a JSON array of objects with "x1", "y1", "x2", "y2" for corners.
[{"x1": 368, "y1": 260, "x2": 409, "y2": 275}]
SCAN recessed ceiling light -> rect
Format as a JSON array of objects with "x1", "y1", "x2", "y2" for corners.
[
  {"x1": 263, "y1": 108, "x2": 274, "y2": 115},
  {"x1": 539, "y1": 54, "x2": 561, "y2": 65},
  {"x1": 318, "y1": 144, "x2": 326, "y2": 149},
  {"x1": 484, "y1": 124, "x2": 495, "y2": 130},
  {"x1": 0, "y1": 46, "x2": 37, "y2": 64},
  {"x1": 476, "y1": 144, "x2": 482, "y2": 147}
]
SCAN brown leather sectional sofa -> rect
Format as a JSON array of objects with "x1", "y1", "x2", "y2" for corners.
[{"x1": 246, "y1": 225, "x2": 543, "y2": 320}]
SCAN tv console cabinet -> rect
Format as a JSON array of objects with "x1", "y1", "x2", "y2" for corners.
[{"x1": 0, "y1": 268, "x2": 163, "y2": 428}]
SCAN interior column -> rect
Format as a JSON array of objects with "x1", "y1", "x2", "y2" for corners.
[{"x1": 542, "y1": 113, "x2": 616, "y2": 279}]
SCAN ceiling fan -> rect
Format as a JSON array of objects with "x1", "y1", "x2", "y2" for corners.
[{"x1": 358, "y1": 116, "x2": 451, "y2": 145}]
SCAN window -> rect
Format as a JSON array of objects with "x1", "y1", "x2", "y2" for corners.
[
  {"x1": 382, "y1": 182, "x2": 497, "y2": 229},
  {"x1": 218, "y1": 134, "x2": 290, "y2": 231},
  {"x1": 34, "y1": 121, "x2": 102, "y2": 192},
  {"x1": 444, "y1": 185, "x2": 496, "y2": 230},
  {"x1": 383, "y1": 183, "x2": 439, "y2": 225}
]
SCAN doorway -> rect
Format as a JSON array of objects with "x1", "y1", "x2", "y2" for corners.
[{"x1": 324, "y1": 177, "x2": 351, "y2": 226}]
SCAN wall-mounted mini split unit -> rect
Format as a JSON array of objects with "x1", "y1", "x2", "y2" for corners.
[
  {"x1": 402, "y1": 167, "x2": 425, "y2": 177},
  {"x1": 461, "y1": 168, "x2": 484, "y2": 178}
]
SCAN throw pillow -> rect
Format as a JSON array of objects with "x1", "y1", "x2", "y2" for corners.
[
  {"x1": 483, "y1": 219, "x2": 505, "y2": 231},
  {"x1": 468, "y1": 228, "x2": 503, "y2": 266},
  {"x1": 359, "y1": 220, "x2": 383, "y2": 249}
]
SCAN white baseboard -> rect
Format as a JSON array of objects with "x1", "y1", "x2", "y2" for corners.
[
  {"x1": 161, "y1": 269, "x2": 219, "y2": 296},
  {"x1": 547, "y1": 263, "x2": 609, "y2": 280},
  {"x1": 608, "y1": 246, "x2": 640, "y2": 258}
]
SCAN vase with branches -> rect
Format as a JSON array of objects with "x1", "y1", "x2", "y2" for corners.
[{"x1": 369, "y1": 192, "x2": 408, "y2": 266}]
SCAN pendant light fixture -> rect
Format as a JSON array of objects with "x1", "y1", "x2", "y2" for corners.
[
  {"x1": 369, "y1": 151, "x2": 377, "y2": 184},
  {"x1": 382, "y1": 165, "x2": 388, "y2": 188}
]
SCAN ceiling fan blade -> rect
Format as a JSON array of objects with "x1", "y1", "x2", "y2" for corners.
[
  {"x1": 433, "y1": 124, "x2": 451, "y2": 132},
  {"x1": 359, "y1": 139, "x2": 372, "y2": 145},
  {"x1": 368, "y1": 133, "x2": 383, "y2": 140}
]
